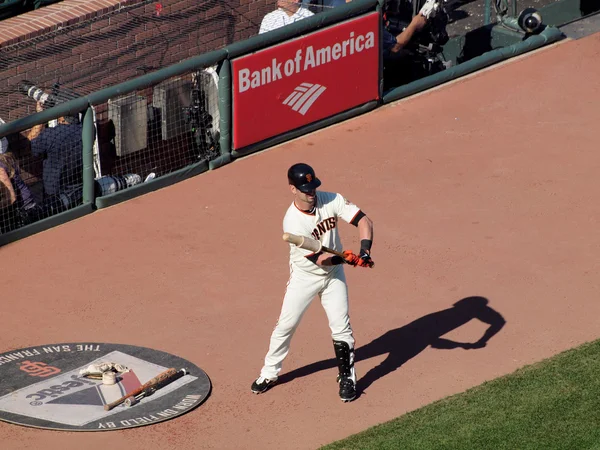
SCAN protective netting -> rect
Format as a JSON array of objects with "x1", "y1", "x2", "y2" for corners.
[
  {"x1": 0, "y1": 63, "x2": 221, "y2": 234},
  {"x1": 0, "y1": 118, "x2": 84, "y2": 234},
  {"x1": 91, "y1": 65, "x2": 220, "y2": 191}
]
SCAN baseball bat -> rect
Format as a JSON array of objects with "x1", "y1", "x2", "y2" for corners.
[
  {"x1": 103, "y1": 367, "x2": 187, "y2": 411},
  {"x1": 282, "y1": 233, "x2": 345, "y2": 258}
]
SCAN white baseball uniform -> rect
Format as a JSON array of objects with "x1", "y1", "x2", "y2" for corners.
[{"x1": 259, "y1": 190, "x2": 363, "y2": 380}]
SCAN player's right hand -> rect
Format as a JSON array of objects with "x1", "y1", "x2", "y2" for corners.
[
  {"x1": 342, "y1": 250, "x2": 360, "y2": 266},
  {"x1": 357, "y1": 251, "x2": 374, "y2": 268}
]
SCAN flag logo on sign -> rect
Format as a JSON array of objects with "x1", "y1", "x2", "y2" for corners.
[{"x1": 282, "y1": 83, "x2": 327, "y2": 116}]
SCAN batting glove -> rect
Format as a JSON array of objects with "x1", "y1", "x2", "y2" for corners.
[
  {"x1": 358, "y1": 250, "x2": 374, "y2": 268},
  {"x1": 342, "y1": 250, "x2": 360, "y2": 267}
]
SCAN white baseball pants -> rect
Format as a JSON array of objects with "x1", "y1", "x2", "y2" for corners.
[{"x1": 259, "y1": 265, "x2": 355, "y2": 380}]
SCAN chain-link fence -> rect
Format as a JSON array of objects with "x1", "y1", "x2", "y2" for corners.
[{"x1": 0, "y1": 62, "x2": 221, "y2": 234}]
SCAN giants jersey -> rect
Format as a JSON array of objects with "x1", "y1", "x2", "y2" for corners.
[{"x1": 283, "y1": 191, "x2": 363, "y2": 276}]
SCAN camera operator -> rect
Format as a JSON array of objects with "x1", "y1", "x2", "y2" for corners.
[
  {"x1": 383, "y1": 0, "x2": 439, "y2": 58},
  {"x1": 26, "y1": 101, "x2": 83, "y2": 199},
  {"x1": 382, "y1": 0, "x2": 443, "y2": 88}
]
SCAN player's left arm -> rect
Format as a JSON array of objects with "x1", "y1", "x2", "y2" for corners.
[
  {"x1": 357, "y1": 214, "x2": 373, "y2": 252},
  {"x1": 353, "y1": 213, "x2": 374, "y2": 267}
]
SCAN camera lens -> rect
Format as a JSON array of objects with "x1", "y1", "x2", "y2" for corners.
[
  {"x1": 18, "y1": 82, "x2": 32, "y2": 94},
  {"x1": 518, "y1": 8, "x2": 542, "y2": 33},
  {"x1": 524, "y1": 15, "x2": 540, "y2": 31},
  {"x1": 17, "y1": 80, "x2": 53, "y2": 106}
]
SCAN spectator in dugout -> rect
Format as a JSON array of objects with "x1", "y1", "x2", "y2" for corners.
[
  {"x1": 0, "y1": 123, "x2": 37, "y2": 233},
  {"x1": 259, "y1": 0, "x2": 314, "y2": 34},
  {"x1": 26, "y1": 101, "x2": 83, "y2": 199}
]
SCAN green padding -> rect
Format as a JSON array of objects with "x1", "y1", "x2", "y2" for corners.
[
  {"x1": 208, "y1": 153, "x2": 232, "y2": 170},
  {"x1": 225, "y1": 0, "x2": 377, "y2": 59},
  {"x1": 95, "y1": 160, "x2": 209, "y2": 209},
  {"x1": 484, "y1": 0, "x2": 492, "y2": 26},
  {"x1": 231, "y1": 101, "x2": 378, "y2": 159},
  {"x1": 0, "y1": 203, "x2": 94, "y2": 248},
  {"x1": 81, "y1": 107, "x2": 95, "y2": 205},
  {"x1": 213, "y1": 58, "x2": 232, "y2": 171},
  {"x1": 383, "y1": 26, "x2": 564, "y2": 104}
]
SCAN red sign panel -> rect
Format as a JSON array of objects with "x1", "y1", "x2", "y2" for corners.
[{"x1": 232, "y1": 12, "x2": 380, "y2": 149}]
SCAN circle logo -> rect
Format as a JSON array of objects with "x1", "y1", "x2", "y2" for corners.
[{"x1": 0, "y1": 343, "x2": 211, "y2": 431}]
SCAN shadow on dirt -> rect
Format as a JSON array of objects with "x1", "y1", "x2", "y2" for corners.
[{"x1": 277, "y1": 296, "x2": 506, "y2": 398}]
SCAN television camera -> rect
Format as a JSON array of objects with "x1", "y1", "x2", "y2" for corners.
[{"x1": 182, "y1": 70, "x2": 220, "y2": 162}]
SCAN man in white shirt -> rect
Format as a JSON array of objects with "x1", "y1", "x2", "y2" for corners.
[{"x1": 259, "y1": 0, "x2": 315, "y2": 34}]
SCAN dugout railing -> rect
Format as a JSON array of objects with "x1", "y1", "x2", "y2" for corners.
[{"x1": 0, "y1": 0, "x2": 566, "y2": 246}]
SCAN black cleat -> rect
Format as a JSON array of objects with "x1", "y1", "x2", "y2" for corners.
[
  {"x1": 251, "y1": 376, "x2": 277, "y2": 394},
  {"x1": 338, "y1": 377, "x2": 356, "y2": 402}
]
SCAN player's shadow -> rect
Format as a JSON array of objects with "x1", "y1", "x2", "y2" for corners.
[{"x1": 277, "y1": 296, "x2": 506, "y2": 397}]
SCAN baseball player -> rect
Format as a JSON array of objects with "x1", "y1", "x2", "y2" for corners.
[{"x1": 251, "y1": 163, "x2": 374, "y2": 402}]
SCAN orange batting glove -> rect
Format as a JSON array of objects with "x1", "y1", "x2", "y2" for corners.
[
  {"x1": 357, "y1": 251, "x2": 374, "y2": 268},
  {"x1": 342, "y1": 250, "x2": 360, "y2": 266}
]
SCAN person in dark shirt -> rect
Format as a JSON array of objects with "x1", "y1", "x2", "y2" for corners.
[{"x1": 26, "y1": 102, "x2": 83, "y2": 199}]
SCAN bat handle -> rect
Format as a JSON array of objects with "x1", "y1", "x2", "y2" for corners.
[{"x1": 104, "y1": 398, "x2": 125, "y2": 411}]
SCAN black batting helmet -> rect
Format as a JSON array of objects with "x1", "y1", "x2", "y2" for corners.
[{"x1": 287, "y1": 163, "x2": 321, "y2": 193}]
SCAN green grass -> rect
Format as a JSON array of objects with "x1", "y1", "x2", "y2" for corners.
[{"x1": 321, "y1": 339, "x2": 600, "y2": 450}]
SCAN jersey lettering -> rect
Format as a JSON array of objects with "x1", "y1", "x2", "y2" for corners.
[{"x1": 311, "y1": 217, "x2": 337, "y2": 240}]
